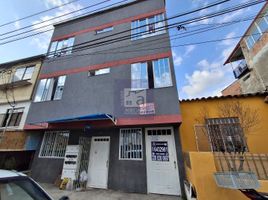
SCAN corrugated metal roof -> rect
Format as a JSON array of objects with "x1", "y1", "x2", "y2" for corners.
[{"x1": 180, "y1": 92, "x2": 268, "y2": 102}]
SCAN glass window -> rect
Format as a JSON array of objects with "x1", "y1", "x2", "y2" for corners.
[
  {"x1": 119, "y1": 128, "x2": 143, "y2": 160},
  {"x1": 153, "y1": 58, "x2": 172, "y2": 88},
  {"x1": 131, "y1": 13, "x2": 166, "y2": 40},
  {"x1": 131, "y1": 62, "x2": 148, "y2": 90},
  {"x1": 39, "y1": 131, "x2": 69, "y2": 158},
  {"x1": 258, "y1": 18, "x2": 268, "y2": 32},
  {"x1": 0, "y1": 178, "x2": 51, "y2": 200},
  {"x1": 246, "y1": 36, "x2": 255, "y2": 49},
  {"x1": 1, "y1": 107, "x2": 24, "y2": 127},
  {"x1": 12, "y1": 66, "x2": 35, "y2": 82},
  {"x1": 48, "y1": 41, "x2": 58, "y2": 57},
  {"x1": 53, "y1": 76, "x2": 66, "y2": 100},
  {"x1": 89, "y1": 68, "x2": 110, "y2": 76},
  {"x1": 23, "y1": 66, "x2": 35, "y2": 80},
  {"x1": 96, "y1": 27, "x2": 114, "y2": 34},
  {"x1": 34, "y1": 76, "x2": 66, "y2": 102},
  {"x1": 251, "y1": 26, "x2": 261, "y2": 42},
  {"x1": 13, "y1": 68, "x2": 25, "y2": 82},
  {"x1": 48, "y1": 37, "x2": 75, "y2": 58}
]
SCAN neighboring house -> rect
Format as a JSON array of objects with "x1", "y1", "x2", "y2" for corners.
[
  {"x1": 179, "y1": 93, "x2": 268, "y2": 200},
  {"x1": 0, "y1": 54, "x2": 45, "y2": 171},
  {"x1": 25, "y1": 0, "x2": 184, "y2": 196},
  {"x1": 221, "y1": 80, "x2": 242, "y2": 96},
  {"x1": 224, "y1": 2, "x2": 268, "y2": 94}
]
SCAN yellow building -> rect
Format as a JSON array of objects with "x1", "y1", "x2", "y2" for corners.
[
  {"x1": 0, "y1": 55, "x2": 44, "y2": 171},
  {"x1": 179, "y1": 93, "x2": 268, "y2": 200}
]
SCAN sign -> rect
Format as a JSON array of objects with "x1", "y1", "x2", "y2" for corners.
[
  {"x1": 139, "y1": 103, "x2": 155, "y2": 115},
  {"x1": 151, "y1": 141, "x2": 169, "y2": 161}
]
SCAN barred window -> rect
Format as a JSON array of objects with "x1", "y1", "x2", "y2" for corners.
[
  {"x1": 39, "y1": 131, "x2": 69, "y2": 158},
  {"x1": 119, "y1": 128, "x2": 143, "y2": 160}
]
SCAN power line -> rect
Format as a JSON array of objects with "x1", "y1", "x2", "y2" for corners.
[
  {"x1": 0, "y1": 0, "x2": 80, "y2": 28},
  {"x1": 0, "y1": 0, "x2": 113, "y2": 37},
  {"x1": 46, "y1": 0, "x2": 266, "y2": 56},
  {"x1": 43, "y1": 11, "x2": 267, "y2": 64},
  {"x1": 0, "y1": 0, "x2": 226, "y2": 41},
  {"x1": 0, "y1": 0, "x2": 265, "y2": 48}
]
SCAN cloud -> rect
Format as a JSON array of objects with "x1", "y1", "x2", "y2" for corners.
[
  {"x1": 172, "y1": 51, "x2": 183, "y2": 66},
  {"x1": 30, "y1": 0, "x2": 83, "y2": 50},
  {"x1": 197, "y1": 59, "x2": 221, "y2": 70},
  {"x1": 14, "y1": 20, "x2": 21, "y2": 29},
  {"x1": 182, "y1": 69, "x2": 226, "y2": 98},
  {"x1": 184, "y1": 45, "x2": 196, "y2": 56},
  {"x1": 217, "y1": 9, "x2": 244, "y2": 24}
]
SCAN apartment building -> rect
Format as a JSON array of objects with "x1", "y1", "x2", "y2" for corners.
[
  {"x1": 25, "y1": 0, "x2": 183, "y2": 195},
  {"x1": 0, "y1": 54, "x2": 45, "y2": 171},
  {"x1": 224, "y1": 2, "x2": 268, "y2": 94}
]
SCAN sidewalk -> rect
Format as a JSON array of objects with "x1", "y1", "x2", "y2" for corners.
[{"x1": 41, "y1": 183, "x2": 182, "y2": 200}]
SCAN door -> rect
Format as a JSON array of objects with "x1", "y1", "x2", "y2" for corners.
[
  {"x1": 146, "y1": 127, "x2": 181, "y2": 196},
  {"x1": 87, "y1": 136, "x2": 110, "y2": 189}
]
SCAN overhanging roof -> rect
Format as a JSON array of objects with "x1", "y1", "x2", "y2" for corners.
[
  {"x1": 224, "y1": 2, "x2": 268, "y2": 65},
  {"x1": 47, "y1": 113, "x2": 116, "y2": 124}
]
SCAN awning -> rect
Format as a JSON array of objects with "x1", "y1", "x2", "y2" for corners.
[{"x1": 47, "y1": 113, "x2": 116, "y2": 124}]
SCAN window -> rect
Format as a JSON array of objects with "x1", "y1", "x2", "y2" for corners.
[
  {"x1": 153, "y1": 58, "x2": 172, "y2": 88},
  {"x1": 131, "y1": 63, "x2": 148, "y2": 90},
  {"x1": 48, "y1": 37, "x2": 75, "y2": 58},
  {"x1": 96, "y1": 26, "x2": 113, "y2": 34},
  {"x1": 245, "y1": 15, "x2": 268, "y2": 50},
  {"x1": 131, "y1": 13, "x2": 165, "y2": 40},
  {"x1": 119, "y1": 128, "x2": 143, "y2": 160},
  {"x1": 206, "y1": 117, "x2": 247, "y2": 153},
  {"x1": 39, "y1": 131, "x2": 69, "y2": 158},
  {"x1": 131, "y1": 57, "x2": 172, "y2": 90},
  {"x1": 1, "y1": 107, "x2": 24, "y2": 127},
  {"x1": 34, "y1": 75, "x2": 66, "y2": 102},
  {"x1": 88, "y1": 68, "x2": 110, "y2": 76},
  {"x1": 12, "y1": 66, "x2": 35, "y2": 82}
]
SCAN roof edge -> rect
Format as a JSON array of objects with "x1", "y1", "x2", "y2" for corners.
[
  {"x1": 179, "y1": 92, "x2": 268, "y2": 102},
  {"x1": 0, "y1": 54, "x2": 45, "y2": 67},
  {"x1": 223, "y1": 1, "x2": 268, "y2": 65}
]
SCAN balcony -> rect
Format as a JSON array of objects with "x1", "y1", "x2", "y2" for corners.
[
  {"x1": 233, "y1": 60, "x2": 250, "y2": 79},
  {"x1": 0, "y1": 80, "x2": 32, "y2": 90}
]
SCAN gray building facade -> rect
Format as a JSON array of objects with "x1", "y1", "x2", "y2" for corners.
[{"x1": 26, "y1": 0, "x2": 184, "y2": 196}]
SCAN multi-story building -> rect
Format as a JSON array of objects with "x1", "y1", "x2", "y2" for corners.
[
  {"x1": 224, "y1": 2, "x2": 268, "y2": 94},
  {"x1": 0, "y1": 54, "x2": 45, "y2": 171},
  {"x1": 25, "y1": 0, "x2": 183, "y2": 196}
]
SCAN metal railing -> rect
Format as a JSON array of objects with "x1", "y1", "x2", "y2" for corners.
[{"x1": 214, "y1": 152, "x2": 268, "y2": 180}]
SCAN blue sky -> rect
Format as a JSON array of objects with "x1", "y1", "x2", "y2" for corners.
[{"x1": 0, "y1": 0, "x2": 264, "y2": 99}]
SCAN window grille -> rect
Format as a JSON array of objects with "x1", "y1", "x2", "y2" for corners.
[
  {"x1": 206, "y1": 117, "x2": 247, "y2": 153},
  {"x1": 39, "y1": 131, "x2": 69, "y2": 158},
  {"x1": 119, "y1": 128, "x2": 143, "y2": 160}
]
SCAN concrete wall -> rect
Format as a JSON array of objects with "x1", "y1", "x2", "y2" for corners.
[
  {"x1": 185, "y1": 152, "x2": 268, "y2": 200},
  {"x1": 31, "y1": 125, "x2": 183, "y2": 194},
  {"x1": 239, "y1": 15, "x2": 268, "y2": 93},
  {"x1": 26, "y1": 0, "x2": 180, "y2": 125},
  {"x1": 179, "y1": 95, "x2": 268, "y2": 153}
]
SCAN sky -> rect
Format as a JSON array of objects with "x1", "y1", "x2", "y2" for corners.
[{"x1": 0, "y1": 0, "x2": 264, "y2": 100}]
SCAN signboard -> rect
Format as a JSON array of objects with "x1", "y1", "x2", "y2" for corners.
[
  {"x1": 151, "y1": 141, "x2": 169, "y2": 161},
  {"x1": 139, "y1": 103, "x2": 155, "y2": 115}
]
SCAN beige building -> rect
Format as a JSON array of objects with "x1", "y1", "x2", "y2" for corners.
[
  {"x1": 225, "y1": 2, "x2": 268, "y2": 94},
  {"x1": 0, "y1": 55, "x2": 44, "y2": 171}
]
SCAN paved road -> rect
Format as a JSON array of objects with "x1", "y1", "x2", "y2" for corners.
[{"x1": 41, "y1": 184, "x2": 182, "y2": 200}]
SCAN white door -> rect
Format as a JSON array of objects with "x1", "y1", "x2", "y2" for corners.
[
  {"x1": 87, "y1": 136, "x2": 110, "y2": 189},
  {"x1": 146, "y1": 127, "x2": 181, "y2": 196}
]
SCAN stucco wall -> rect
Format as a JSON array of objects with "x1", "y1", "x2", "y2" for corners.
[
  {"x1": 26, "y1": 0, "x2": 180, "y2": 125},
  {"x1": 0, "y1": 60, "x2": 42, "y2": 104},
  {"x1": 179, "y1": 95, "x2": 268, "y2": 153}
]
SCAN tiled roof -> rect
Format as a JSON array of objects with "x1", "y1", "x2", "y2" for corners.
[{"x1": 180, "y1": 92, "x2": 268, "y2": 102}]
